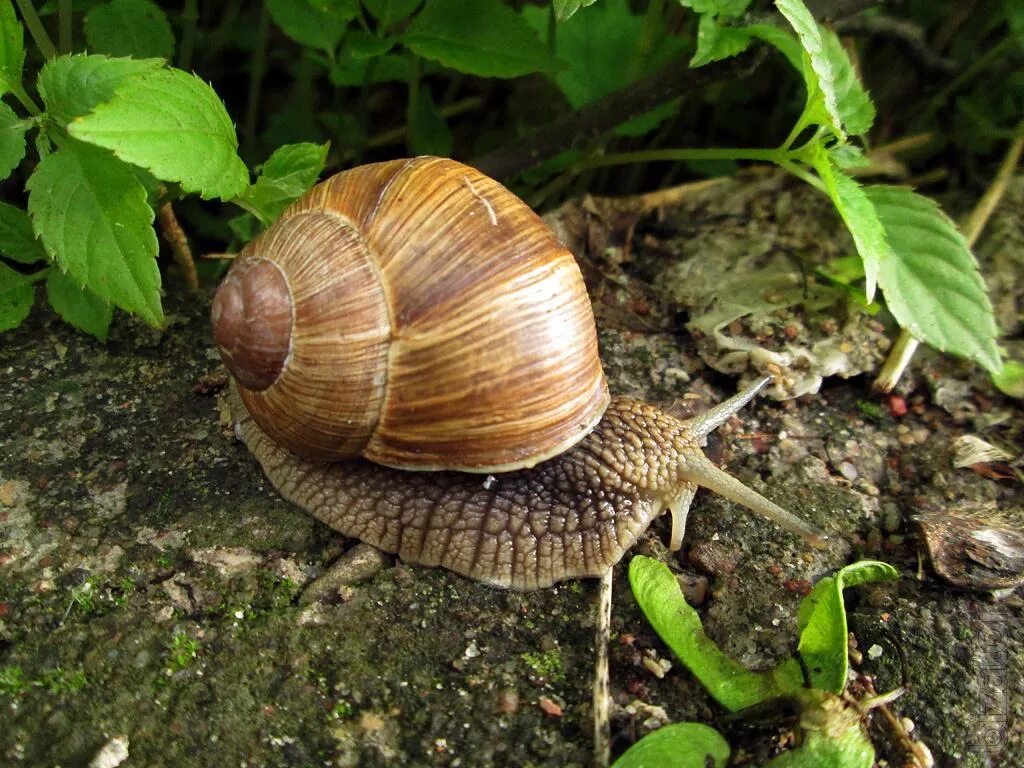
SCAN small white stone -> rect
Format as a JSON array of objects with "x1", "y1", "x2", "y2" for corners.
[{"x1": 89, "y1": 736, "x2": 129, "y2": 768}]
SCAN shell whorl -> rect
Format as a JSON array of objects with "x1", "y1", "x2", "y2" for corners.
[{"x1": 213, "y1": 157, "x2": 609, "y2": 470}]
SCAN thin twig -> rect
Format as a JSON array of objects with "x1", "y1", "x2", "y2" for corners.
[
  {"x1": 592, "y1": 568, "x2": 613, "y2": 768},
  {"x1": 157, "y1": 201, "x2": 198, "y2": 291}
]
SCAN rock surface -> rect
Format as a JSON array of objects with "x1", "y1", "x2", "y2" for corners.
[{"x1": 1, "y1": 171, "x2": 1021, "y2": 767}]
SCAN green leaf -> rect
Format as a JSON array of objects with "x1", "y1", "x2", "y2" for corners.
[
  {"x1": 345, "y1": 29, "x2": 394, "y2": 59},
  {"x1": 330, "y1": 51, "x2": 410, "y2": 85},
  {"x1": 68, "y1": 68, "x2": 249, "y2": 200},
  {"x1": 866, "y1": 185, "x2": 1002, "y2": 374},
  {"x1": 629, "y1": 555, "x2": 804, "y2": 712},
  {"x1": 819, "y1": 27, "x2": 874, "y2": 137},
  {"x1": 0, "y1": 201, "x2": 47, "y2": 264},
  {"x1": 817, "y1": 164, "x2": 890, "y2": 302},
  {"x1": 266, "y1": 0, "x2": 357, "y2": 53},
  {"x1": 554, "y1": 0, "x2": 598, "y2": 22},
  {"x1": 523, "y1": 0, "x2": 686, "y2": 135},
  {"x1": 38, "y1": 54, "x2": 163, "y2": 128},
  {"x1": 679, "y1": 0, "x2": 751, "y2": 19},
  {"x1": 612, "y1": 722, "x2": 730, "y2": 768},
  {"x1": 46, "y1": 268, "x2": 113, "y2": 340},
  {"x1": 363, "y1": 0, "x2": 421, "y2": 29},
  {"x1": 0, "y1": 260, "x2": 34, "y2": 330},
  {"x1": 829, "y1": 144, "x2": 868, "y2": 170},
  {"x1": 404, "y1": 0, "x2": 555, "y2": 77},
  {"x1": 0, "y1": 98, "x2": 27, "y2": 179},
  {"x1": 691, "y1": 14, "x2": 752, "y2": 67},
  {"x1": 408, "y1": 88, "x2": 452, "y2": 156},
  {"x1": 796, "y1": 561, "x2": 897, "y2": 693},
  {"x1": 744, "y1": 23, "x2": 803, "y2": 72},
  {"x1": 233, "y1": 142, "x2": 329, "y2": 226},
  {"x1": 992, "y1": 359, "x2": 1024, "y2": 398},
  {"x1": 84, "y1": 0, "x2": 175, "y2": 60},
  {"x1": 1006, "y1": 0, "x2": 1024, "y2": 47},
  {"x1": 775, "y1": 0, "x2": 845, "y2": 139},
  {"x1": 0, "y1": 0, "x2": 24, "y2": 96},
  {"x1": 26, "y1": 141, "x2": 162, "y2": 326}
]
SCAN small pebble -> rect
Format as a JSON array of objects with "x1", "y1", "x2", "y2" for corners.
[{"x1": 89, "y1": 736, "x2": 129, "y2": 768}]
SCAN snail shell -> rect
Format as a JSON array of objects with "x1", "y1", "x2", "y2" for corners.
[{"x1": 212, "y1": 156, "x2": 608, "y2": 470}]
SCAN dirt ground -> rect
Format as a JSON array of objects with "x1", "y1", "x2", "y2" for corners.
[{"x1": 1, "y1": 171, "x2": 1021, "y2": 767}]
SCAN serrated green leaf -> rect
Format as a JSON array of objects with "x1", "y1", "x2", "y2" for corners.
[
  {"x1": 26, "y1": 141, "x2": 162, "y2": 326},
  {"x1": 818, "y1": 164, "x2": 890, "y2": 302},
  {"x1": 554, "y1": 0, "x2": 598, "y2": 22},
  {"x1": 691, "y1": 14, "x2": 752, "y2": 67},
  {"x1": 819, "y1": 27, "x2": 874, "y2": 137},
  {"x1": 629, "y1": 555, "x2": 804, "y2": 711},
  {"x1": 85, "y1": 0, "x2": 175, "y2": 60},
  {"x1": 867, "y1": 185, "x2": 1001, "y2": 373},
  {"x1": 266, "y1": 0, "x2": 356, "y2": 53},
  {"x1": 363, "y1": 0, "x2": 421, "y2": 29},
  {"x1": 46, "y1": 267, "x2": 113, "y2": 340},
  {"x1": 0, "y1": 201, "x2": 46, "y2": 264},
  {"x1": 0, "y1": 98, "x2": 27, "y2": 179},
  {"x1": 408, "y1": 88, "x2": 451, "y2": 156},
  {"x1": 0, "y1": 0, "x2": 24, "y2": 96},
  {"x1": 68, "y1": 68, "x2": 249, "y2": 200},
  {"x1": 234, "y1": 142, "x2": 328, "y2": 226},
  {"x1": 38, "y1": 54, "x2": 164, "y2": 128},
  {"x1": 795, "y1": 560, "x2": 897, "y2": 693},
  {"x1": 612, "y1": 722, "x2": 730, "y2": 768},
  {"x1": 405, "y1": 0, "x2": 555, "y2": 77},
  {"x1": 775, "y1": 0, "x2": 845, "y2": 139},
  {"x1": 0, "y1": 260, "x2": 34, "y2": 330}
]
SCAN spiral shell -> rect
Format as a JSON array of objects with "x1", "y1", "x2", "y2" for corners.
[{"x1": 212, "y1": 157, "x2": 609, "y2": 471}]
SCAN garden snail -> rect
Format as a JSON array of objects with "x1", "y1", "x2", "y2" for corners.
[{"x1": 213, "y1": 156, "x2": 826, "y2": 590}]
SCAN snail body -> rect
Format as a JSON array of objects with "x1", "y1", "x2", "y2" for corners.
[{"x1": 215, "y1": 157, "x2": 825, "y2": 590}]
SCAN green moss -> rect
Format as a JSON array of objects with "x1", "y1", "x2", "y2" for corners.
[
  {"x1": 521, "y1": 649, "x2": 566, "y2": 684},
  {"x1": 0, "y1": 666, "x2": 28, "y2": 696},
  {"x1": 166, "y1": 631, "x2": 200, "y2": 671}
]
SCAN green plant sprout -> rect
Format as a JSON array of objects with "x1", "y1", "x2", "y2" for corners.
[
  {"x1": 614, "y1": 556, "x2": 898, "y2": 768},
  {"x1": 557, "y1": 0, "x2": 1002, "y2": 386}
]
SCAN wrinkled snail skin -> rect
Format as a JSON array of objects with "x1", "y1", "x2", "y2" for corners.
[
  {"x1": 227, "y1": 380, "x2": 826, "y2": 590},
  {"x1": 215, "y1": 156, "x2": 827, "y2": 590}
]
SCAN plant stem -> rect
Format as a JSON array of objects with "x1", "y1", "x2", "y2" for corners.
[
  {"x1": 574, "y1": 146, "x2": 783, "y2": 172},
  {"x1": 874, "y1": 329, "x2": 918, "y2": 393},
  {"x1": 57, "y1": 0, "x2": 71, "y2": 52},
  {"x1": 8, "y1": 80, "x2": 41, "y2": 115},
  {"x1": 14, "y1": 0, "x2": 57, "y2": 59},
  {"x1": 242, "y1": 2, "x2": 270, "y2": 159}
]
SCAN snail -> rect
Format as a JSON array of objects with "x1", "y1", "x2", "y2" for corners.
[{"x1": 213, "y1": 156, "x2": 826, "y2": 590}]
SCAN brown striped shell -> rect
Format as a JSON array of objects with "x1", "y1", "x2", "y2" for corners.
[{"x1": 212, "y1": 157, "x2": 610, "y2": 471}]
